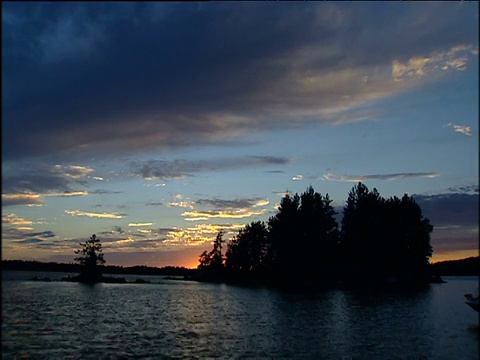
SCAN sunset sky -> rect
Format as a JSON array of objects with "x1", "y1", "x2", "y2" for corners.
[{"x1": 2, "y1": 2, "x2": 478, "y2": 268}]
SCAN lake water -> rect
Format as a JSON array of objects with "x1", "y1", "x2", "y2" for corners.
[{"x1": 2, "y1": 271, "x2": 478, "y2": 359}]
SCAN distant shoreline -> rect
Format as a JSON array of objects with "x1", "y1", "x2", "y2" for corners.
[
  {"x1": 2, "y1": 257, "x2": 478, "y2": 277},
  {"x1": 1, "y1": 260, "x2": 198, "y2": 277}
]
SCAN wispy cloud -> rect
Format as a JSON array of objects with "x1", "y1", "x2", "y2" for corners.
[
  {"x1": 195, "y1": 198, "x2": 269, "y2": 209},
  {"x1": 54, "y1": 165, "x2": 94, "y2": 178},
  {"x1": 2, "y1": 164, "x2": 93, "y2": 206},
  {"x1": 47, "y1": 191, "x2": 89, "y2": 197},
  {"x1": 65, "y1": 210, "x2": 126, "y2": 219},
  {"x1": 164, "y1": 223, "x2": 245, "y2": 246},
  {"x1": 292, "y1": 175, "x2": 303, "y2": 181},
  {"x1": 130, "y1": 156, "x2": 290, "y2": 180},
  {"x1": 447, "y1": 122, "x2": 472, "y2": 136},
  {"x1": 392, "y1": 45, "x2": 476, "y2": 82},
  {"x1": 145, "y1": 202, "x2": 164, "y2": 207},
  {"x1": 2, "y1": 213, "x2": 33, "y2": 226},
  {"x1": 167, "y1": 202, "x2": 195, "y2": 209},
  {"x1": 181, "y1": 196, "x2": 270, "y2": 222},
  {"x1": 182, "y1": 208, "x2": 268, "y2": 221},
  {"x1": 128, "y1": 222, "x2": 154, "y2": 227},
  {"x1": 323, "y1": 172, "x2": 440, "y2": 182},
  {"x1": 2, "y1": 193, "x2": 42, "y2": 207}
]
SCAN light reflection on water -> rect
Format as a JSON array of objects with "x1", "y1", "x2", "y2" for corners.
[{"x1": 2, "y1": 271, "x2": 478, "y2": 359}]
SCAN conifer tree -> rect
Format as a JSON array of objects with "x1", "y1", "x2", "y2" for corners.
[{"x1": 74, "y1": 234, "x2": 106, "y2": 282}]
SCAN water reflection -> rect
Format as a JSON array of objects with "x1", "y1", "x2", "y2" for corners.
[{"x1": 2, "y1": 272, "x2": 478, "y2": 359}]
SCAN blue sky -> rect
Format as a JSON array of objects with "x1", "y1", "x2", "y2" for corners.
[{"x1": 2, "y1": 2, "x2": 478, "y2": 268}]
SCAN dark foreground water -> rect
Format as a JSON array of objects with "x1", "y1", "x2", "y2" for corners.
[{"x1": 2, "y1": 271, "x2": 479, "y2": 359}]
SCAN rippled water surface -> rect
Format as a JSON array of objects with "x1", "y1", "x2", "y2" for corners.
[{"x1": 2, "y1": 271, "x2": 478, "y2": 359}]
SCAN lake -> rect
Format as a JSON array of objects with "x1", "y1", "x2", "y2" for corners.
[{"x1": 2, "y1": 271, "x2": 478, "y2": 359}]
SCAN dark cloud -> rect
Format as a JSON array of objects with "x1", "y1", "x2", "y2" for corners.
[
  {"x1": 445, "y1": 185, "x2": 479, "y2": 194},
  {"x1": 130, "y1": 156, "x2": 290, "y2": 180},
  {"x1": 24, "y1": 231, "x2": 56, "y2": 238},
  {"x1": 265, "y1": 170, "x2": 285, "y2": 174},
  {"x1": 414, "y1": 193, "x2": 479, "y2": 228},
  {"x1": 2, "y1": 172, "x2": 73, "y2": 194},
  {"x1": 3, "y1": 2, "x2": 477, "y2": 161},
  {"x1": 1, "y1": 163, "x2": 92, "y2": 199},
  {"x1": 90, "y1": 189, "x2": 123, "y2": 195},
  {"x1": 146, "y1": 202, "x2": 164, "y2": 207},
  {"x1": 2, "y1": 193, "x2": 42, "y2": 207},
  {"x1": 16, "y1": 238, "x2": 44, "y2": 244},
  {"x1": 3, "y1": 229, "x2": 56, "y2": 246},
  {"x1": 195, "y1": 198, "x2": 266, "y2": 209}
]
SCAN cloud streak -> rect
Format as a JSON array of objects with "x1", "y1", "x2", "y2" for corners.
[
  {"x1": 65, "y1": 210, "x2": 126, "y2": 219},
  {"x1": 130, "y1": 156, "x2": 290, "y2": 180},
  {"x1": 323, "y1": 172, "x2": 440, "y2": 182},
  {"x1": 181, "y1": 197, "x2": 270, "y2": 221},
  {"x1": 2, "y1": 193, "x2": 43, "y2": 207},
  {"x1": 447, "y1": 123, "x2": 473, "y2": 136},
  {"x1": 128, "y1": 222, "x2": 154, "y2": 227}
]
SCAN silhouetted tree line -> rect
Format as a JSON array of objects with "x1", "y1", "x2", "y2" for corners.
[
  {"x1": 2, "y1": 260, "x2": 197, "y2": 277},
  {"x1": 198, "y1": 183, "x2": 435, "y2": 288},
  {"x1": 430, "y1": 257, "x2": 479, "y2": 276}
]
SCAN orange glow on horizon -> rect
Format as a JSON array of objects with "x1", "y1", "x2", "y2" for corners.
[{"x1": 431, "y1": 249, "x2": 479, "y2": 264}]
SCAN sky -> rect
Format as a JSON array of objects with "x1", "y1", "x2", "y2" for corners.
[{"x1": 2, "y1": 2, "x2": 478, "y2": 268}]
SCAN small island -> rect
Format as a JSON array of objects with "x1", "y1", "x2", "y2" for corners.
[
  {"x1": 60, "y1": 234, "x2": 150, "y2": 284},
  {"x1": 194, "y1": 183, "x2": 456, "y2": 290}
]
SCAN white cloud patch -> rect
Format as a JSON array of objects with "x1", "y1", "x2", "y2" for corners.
[
  {"x1": 164, "y1": 223, "x2": 244, "y2": 246},
  {"x1": 181, "y1": 196, "x2": 270, "y2": 221},
  {"x1": 447, "y1": 123, "x2": 472, "y2": 136},
  {"x1": 168, "y1": 202, "x2": 195, "y2": 209},
  {"x1": 54, "y1": 165, "x2": 94, "y2": 178},
  {"x1": 182, "y1": 208, "x2": 268, "y2": 221},
  {"x1": 128, "y1": 222, "x2": 154, "y2": 227},
  {"x1": 292, "y1": 175, "x2": 304, "y2": 181},
  {"x1": 2, "y1": 213, "x2": 33, "y2": 226},
  {"x1": 46, "y1": 191, "x2": 89, "y2": 197},
  {"x1": 392, "y1": 44, "x2": 477, "y2": 82},
  {"x1": 392, "y1": 57, "x2": 430, "y2": 82}
]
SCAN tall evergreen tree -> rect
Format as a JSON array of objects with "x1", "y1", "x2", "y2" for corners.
[
  {"x1": 383, "y1": 194, "x2": 433, "y2": 280},
  {"x1": 198, "y1": 231, "x2": 225, "y2": 279},
  {"x1": 267, "y1": 187, "x2": 340, "y2": 283},
  {"x1": 74, "y1": 234, "x2": 106, "y2": 282},
  {"x1": 340, "y1": 183, "x2": 384, "y2": 271},
  {"x1": 267, "y1": 192, "x2": 301, "y2": 278},
  {"x1": 225, "y1": 221, "x2": 269, "y2": 273},
  {"x1": 340, "y1": 183, "x2": 434, "y2": 283}
]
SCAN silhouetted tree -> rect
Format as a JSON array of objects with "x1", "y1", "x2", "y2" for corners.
[
  {"x1": 340, "y1": 183, "x2": 433, "y2": 284},
  {"x1": 340, "y1": 183, "x2": 384, "y2": 276},
  {"x1": 74, "y1": 234, "x2": 106, "y2": 282},
  {"x1": 213, "y1": 231, "x2": 225, "y2": 268},
  {"x1": 198, "y1": 231, "x2": 225, "y2": 279},
  {"x1": 267, "y1": 187, "x2": 340, "y2": 284},
  {"x1": 300, "y1": 187, "x2": 340, "y2": 279},
  {"x1": 225, "y1": 221, "x2": 269, "y2": 274},
  {"x1": 383, "y1": 194, "x2": 433, "y2": 281},
  {"x1": 267, "y1": 192, "x2": 301, "y2": 279}
]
